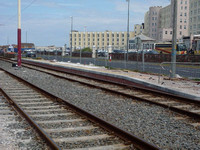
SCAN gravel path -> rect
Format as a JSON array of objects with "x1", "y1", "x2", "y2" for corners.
[{"x1": 1, "y1": 60, "x2": 200, "y2": 149}]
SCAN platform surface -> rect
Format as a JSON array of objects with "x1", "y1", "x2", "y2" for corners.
[{"x1": 24, "y1": 59, "x2": 200, "y2": 101}]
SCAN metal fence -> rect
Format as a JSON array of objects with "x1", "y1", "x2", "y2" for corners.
[
  {"x1": 2, "y1": 52, "x2": 199, "y2": 80},
  {"x1": 159, "y1": 62, "x2": 200, "y2": 80},
  {"x1": 37, "y1": 54, "x2": 200, "y2": 79}
]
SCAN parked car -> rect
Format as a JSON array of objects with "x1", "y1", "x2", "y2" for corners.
[
  {"x1": 26, "y1": 51, "x2": 36, "y2": 57},
  {"x1": 112, "y1": 50, "x2": 126, "y2": 53}
]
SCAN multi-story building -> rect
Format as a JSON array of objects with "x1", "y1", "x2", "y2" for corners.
[
  {"x1": 144, "y1": 0, "x2": 190, "y2": 42},
  {"x1": 144, "y1": 6, "x2": 162, "y2": 40},
  {"x1": 159, "y1": 5, "x2": 172, "y2": 41},
  {"x1": 134, "y1": 24, "x2": 144, "y2": 36},
  {"x1": 144, "y1": 12, "x2": 150, "y2": 36},
  {"x1": 70, "y1": 31, "x2": 135, "y2": 51},
  {"x1": 189, "y1": 0, "x2": 200, "y2": 35}
]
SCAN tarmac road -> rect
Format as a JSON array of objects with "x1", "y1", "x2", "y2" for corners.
[{"x1": 39, "y1": 55, "x2": 200, "y2": 79}]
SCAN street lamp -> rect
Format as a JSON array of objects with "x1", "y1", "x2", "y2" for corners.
[
  {"x1": 171, "y1": 0, "x2": 177, "y2": 78},
  {"x1": 18, "y1": 0, "x2": 22, "y2": 67},
  {"x1": 70, "y1": 16, "x2": 73, "y2": 62},
  {"x1": 126, "y1": 0, "x2": 130, "y2": 61}
]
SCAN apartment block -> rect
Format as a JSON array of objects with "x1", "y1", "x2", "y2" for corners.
[
  {"x1": 70, "y1": 31, "x2": 135, "y2": 51},
  {"x1": 144, "y1": 0, "x2": 189, "y2": 42},
  {"x1": 189, "y1": 0, "x2": 200, "y2": 35},
  {"x1": 143, "y1": 6, "x2": 162, "y2": 40},
  {"x1": 144, "y1": 11, "x2": 150, "y2": 36},
  {"x1": 134, "y1": 24, "x2": 144, "y2": 36}
]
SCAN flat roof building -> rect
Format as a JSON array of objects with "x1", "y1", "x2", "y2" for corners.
[
  {"x1": 70, "y1": 31, "x2": 135, "y2": 51},
  {"x1": 144, "y1": 0, "x2": 190, "y2": 42}
]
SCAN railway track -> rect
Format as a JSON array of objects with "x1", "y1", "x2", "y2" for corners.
[
  {"x1": 0, "y1": 92, "x2": 49, "y2": 149},
  {"x1": 1, "y1": 57, "x2": 200, "y2": 126},
  {"x1": 8, "y1": 59, "x2": 200, "y2": 121},
  {"x1": 0, "y1": 69, "x2": 158, "y2": 149}
]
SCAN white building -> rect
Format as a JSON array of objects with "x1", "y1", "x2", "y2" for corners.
[
  {"x1": 144, "y1": 0, "x2": 190, "y2": 42},
  {"x1": 189, "y1": 0, "x2": 200, "y2": 35}
]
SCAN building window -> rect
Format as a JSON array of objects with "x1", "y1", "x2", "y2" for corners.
[
  {"x1": 180, "y1": 25, "x2": 182, "y2": 29},
  {"x1": 194, "y1": 9, "x2": 197, "y2": 15},
  {"x1": 170, "y1": 31, "x2": 172, "y2": 35},
  {"x1": 180, "y1": 31, "x2": 182, "y2": 35},
  {"x1": 180, "y1": 19, "x2": 182, "y2": 23},
  {"x1": 165, "y1": 31, "x2": 168, "y2": 34},
  {"x1": 180, "y1": 12, "x2": 182, "y2": 16},
  {"x1": 193, "y1": 24, "x2": 197, "y2": 29}
]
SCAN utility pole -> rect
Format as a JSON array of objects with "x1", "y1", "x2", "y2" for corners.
[
  {"x1": 7, "y1": 36, "x2": 9, "y2": 45},
  {"x1": 70, "y1": 16, "x2": 73, "y2": 62},
  {"x1": 171, "y1": 0, "x2": 177, "y2": 78},
  {"x1": 18, "y1": 0, "x2": 21, "y2": 67},
  {"x1": 26, "y1": 31, "x2": 27, "y2": 43},
  {"x1": 126, "y1": 0, "x2": 130, "y2": 61}
]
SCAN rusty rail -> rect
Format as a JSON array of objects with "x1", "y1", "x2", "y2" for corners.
[{"x1": 0, "y1": 67, "x2": 160, "y2": 150}]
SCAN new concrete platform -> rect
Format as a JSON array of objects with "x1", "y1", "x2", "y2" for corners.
[{"x1": 22, "y1": 59, "x2": 200, "y2": 101}]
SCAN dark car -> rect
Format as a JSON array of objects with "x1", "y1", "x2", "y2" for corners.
[{"x1": 26, "y1": 51, "x2": 36, "y2": 57}]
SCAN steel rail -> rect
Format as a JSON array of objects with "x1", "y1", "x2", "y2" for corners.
[
  {"x1": 16, "y1": 64, "x2": 200, "y2": 120},
  {"x1": 0, "y1": 78, "x2": 61, "y2": 150},
  {"x1": 0, "y1": 68, "x2": 160, "y2": 150},
  {"x1": 22, "y1": 59, "x2": 200, "y2": 105},
  {"x1": 0, "y1": 57, "x2": 199, "y2": 105},
  {"x1": 1, "y1": 57, "x2": 200, "y2": 119}
]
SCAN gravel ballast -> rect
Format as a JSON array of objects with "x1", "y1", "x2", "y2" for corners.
[
  {"x1": 0, "y1": 94, "x2": 49, "y2": 150},
  {"x1": 1, "y1": 60, "x2": 200, "y2": 149}
]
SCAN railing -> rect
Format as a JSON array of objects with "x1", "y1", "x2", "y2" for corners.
[
  {"x1": 158, "y1": 62, "x2": 200, "y2": 83},
  {"x1": 1, "y1": 52, "x2": 200, "y2": 81}
]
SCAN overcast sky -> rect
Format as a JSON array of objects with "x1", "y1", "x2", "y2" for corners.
[{"x1": 0, "y1": 0, "x2": 170, "y2": 47}]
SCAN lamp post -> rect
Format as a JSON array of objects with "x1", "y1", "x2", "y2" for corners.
[
  {"x1": 18, "y1": 0, "x2": 21, "y2": 67},
  {"x1": 70, "y1": 16, "x2": 73, "y2": 62},
  {"x1": 171, "y1": 0, "x2": 177, "y2": 78},
  {"x1": 126, "y1": 0, "x2": 130, "y2": 61}
]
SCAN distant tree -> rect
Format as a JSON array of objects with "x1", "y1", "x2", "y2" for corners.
[{"x1": 82, "y1": 47, "x2": 92, "y2": 52}]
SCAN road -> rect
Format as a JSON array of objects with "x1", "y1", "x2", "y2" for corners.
[{"x1": 38, "y1": 54, "x2": 200, "y2": 79}]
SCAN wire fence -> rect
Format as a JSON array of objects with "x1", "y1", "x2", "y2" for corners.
[{"x1": 1, "y1": 52, "x2": 200, "y2": 80}]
